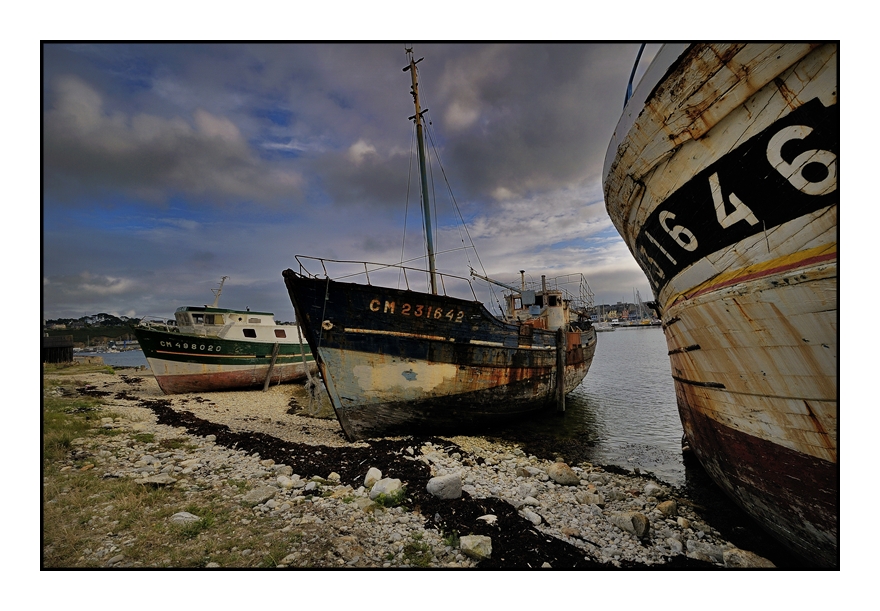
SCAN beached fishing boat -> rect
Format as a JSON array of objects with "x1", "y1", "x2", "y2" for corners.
[
  {"x1": 132, "y1": 277, "x2": 316, "y2": 394},
  {"x1": 603, "y1": 43, "x2": 838, "y2": 566},
  {"x1": 283, "y1": 48, "x2": 597, "y2": 441}
]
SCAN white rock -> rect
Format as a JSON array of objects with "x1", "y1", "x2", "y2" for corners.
[
  {"x1": 644, "y1": 483, "x2": 666, "y2": 499},
  {"x1": 666, "y1": 538, "x2": 684, "y2": 554},
  {"x1": 426, "y1": 473, "x2": 462, "y2": 499},
  {"x1": 170, "y1": 511, "x2": 200, "y2": 524},
  {"x1": 546, "y1": 462, "x2": 580, "y2": 485},
  {"x1": 609, "y1": 511, "x2": 650, "y2": 538},
  {"x1": 364, "y1": 467, "x2": 382, "y2": 488},
  {"x1": 242, "y1": 485, "x2": 277, "y2": 506},
  {"x1": 460, "y1": 535, "x2": 492, "y2": 560},
  {"x1": 369, "y1": 478, "x2": 403, "y2": 500},
  {"x1": 723, "y1": 548, "x2": 776, "y2": 568},
  {"x1": 575, "y1": 491, "x2": 605, "y2": 506}
]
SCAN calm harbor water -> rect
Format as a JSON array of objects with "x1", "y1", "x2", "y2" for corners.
[
  {"x1": 78, "y1": 350, "x2": 149, "y2": 368},
  {"x1": 494, "y1": 326, "x2": 688, "y2": 487},
  {"x1": 564, "y1": 326, "x2": 685, "y2": 485}
]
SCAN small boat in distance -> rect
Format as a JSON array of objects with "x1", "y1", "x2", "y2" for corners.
[
  {"x1": 603, "y1": 43, "x2": 838, "y2": 566},
  {"x1": 132, "y1": 277, "x2": 316, "y2": 394},
  {"x1": 283, "y1": 48, "x2": 597, "y2": 441}
]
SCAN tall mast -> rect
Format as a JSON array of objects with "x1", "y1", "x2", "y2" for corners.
[
  {"x1": 404, "y1": 47, "x2": 438, "y2": 295},
  {"x1": 209, "y1": 276, "x2": 228, "y2": 308}
]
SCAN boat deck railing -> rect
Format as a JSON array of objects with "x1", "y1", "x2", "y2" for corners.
[
  {"x1": 293, "y1": 255, "x2": 481, "y2": 301},
  {"x1": 499, "y1": 272, "x2": 595, "y2": 313},
  {"x1": 136, "y1": 316, "x2": 180, "y2": 333}
]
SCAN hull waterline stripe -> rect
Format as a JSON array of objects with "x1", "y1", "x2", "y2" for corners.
[
  {"x1": 156, "y1": 350, "x2": 257, "y2": 358},
  {"x1": 470, "y1": 339, "x2": 554, "y2": 351},
  {"x1": 153, "y1": 350, "x2": 307, "y2": 360},
  {"x1": 345, "y1": 328, "x2": 450, "y2": 342},
  {"x1": 344, "y1": 327, "x2": 559, "y2": 351},
  {"x1": 667, "y1": 246, "x2": 837, "y2": 308}
]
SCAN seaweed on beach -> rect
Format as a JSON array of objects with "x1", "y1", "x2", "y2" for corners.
[{"x1": 132, "y1": 395, "x2": 721, "y2": 570}]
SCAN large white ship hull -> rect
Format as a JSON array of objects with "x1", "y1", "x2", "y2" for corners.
[{"x1": 603, "y1": 43, "x2": 838, "y2": 566}]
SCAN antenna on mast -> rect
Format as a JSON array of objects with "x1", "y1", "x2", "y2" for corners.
[{"x1": 209, "y1": 276, "x2": 228, "y2": 308}]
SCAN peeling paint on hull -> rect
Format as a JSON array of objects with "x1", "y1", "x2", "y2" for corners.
[
  {"x1": 283, "y1": 270, "x2": 597, "y2": 441},
  {"x1": 603, "y1": 43, "x2": 838, "y2": 566},
  {"x1": 148, "y1": 361, "x2": 312, "y2": 394}
]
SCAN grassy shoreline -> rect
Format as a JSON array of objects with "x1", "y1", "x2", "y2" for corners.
[{"x1": 42, "y1": 364, "x2": 311, "y2": 568}]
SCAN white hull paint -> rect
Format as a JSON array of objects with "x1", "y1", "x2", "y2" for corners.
[{"x1": 603, "y1": 43, "x2": 838, "y2": 566}]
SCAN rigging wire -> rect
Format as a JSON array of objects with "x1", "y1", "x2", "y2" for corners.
[
  {"x1": 422, "y1": 116, "x2": 504, "y2": 314},
  {"x1": 400, "y1": 57, "x2": 508, "y2": 314}
]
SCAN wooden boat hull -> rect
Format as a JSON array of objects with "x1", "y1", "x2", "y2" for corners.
[
  {"x1": 132, "y1": 325, "x2": 316, "y2": 394},
  {"x1": 282, "y1": 270, "x2": 597, "y2": 440},
  {"x1": 603, "y1": 43, "x2": 838, "y2": 566}
]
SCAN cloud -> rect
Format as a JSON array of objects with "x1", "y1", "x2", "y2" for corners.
[
  {"x1": 347, "y1": 139, "x2": 378, "y2": 165},
  {"x1": 39, "y1": 43, "x2": 658, "y2": 322},
  {"x1": 43, "y1": 75, "x2": 305, "y2": 205}
]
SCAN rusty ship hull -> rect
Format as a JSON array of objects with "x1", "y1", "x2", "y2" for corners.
[
  {"x1": 603, "y1": 43, "x2": 838, "y2": 566},
  {"x1": 282, "y1": 269, "x2": 597, "y2": 441}
]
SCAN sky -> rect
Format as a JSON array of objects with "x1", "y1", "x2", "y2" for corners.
[{"x1": 42, "y1": 42, "x2": 664, "y2": 322}]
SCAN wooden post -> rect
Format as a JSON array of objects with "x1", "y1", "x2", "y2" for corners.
[
  {"x1": 297, "y1": 326, "x2": 313, "y2": 384},
  {"x1": 263, "y1": 342, "x2": 280, "y2": 391},
  {"x1": 556, "y1": 328, "x2": 566, "y2": 412}
]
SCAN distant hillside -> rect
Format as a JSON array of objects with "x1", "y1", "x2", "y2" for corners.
[
  {"x1": 43, "y1": 314, "x2": 141, "y2": 347},
  {"x1": 43, "y1": 325, "x2": 138, "y2": 347},
  {"x1": 45, "y1": 313, "x2": 131, "y2": 327}
]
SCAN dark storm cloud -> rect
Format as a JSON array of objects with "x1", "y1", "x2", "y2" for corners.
[
  {"x1": 413, "y1": 44, "x2": 643, "y2": 207},
  {"x1": 43, "y1": 43, "x2": 643, "y2": 210}
]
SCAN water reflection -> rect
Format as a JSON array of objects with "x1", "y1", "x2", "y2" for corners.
[{"x1": 495, "y1": 327, "x2": 689, "y2": 486}]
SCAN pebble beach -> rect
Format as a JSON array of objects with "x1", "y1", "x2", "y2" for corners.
[{"x1": 43, "y1": 366, "x2": 778, "y2": 569}]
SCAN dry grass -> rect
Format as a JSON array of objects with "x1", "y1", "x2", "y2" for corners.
[{"x1": 41, "y1": 364, "x2": 328, "y2": 568}]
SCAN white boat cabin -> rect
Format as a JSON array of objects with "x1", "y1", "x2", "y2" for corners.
[
  {"x1": 504, "y1": 288, "x2": 571, "y2": 331},
  {"x1": 172, "y1": 306, "x2": 297, "y2": 343},
  {"x1": 495, "y1": 273, "x2": 593, "y2": 332}
]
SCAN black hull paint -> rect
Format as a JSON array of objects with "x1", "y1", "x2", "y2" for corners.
[{"x1": 283, "y1": 269, "x2": 596, "y2": 440}]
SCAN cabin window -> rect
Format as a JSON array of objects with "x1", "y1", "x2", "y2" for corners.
[
  {"x1": 548, "y1": 296, "x2": 559, "y2": 307},
  {"x1": 192, "y1": 314, "x2": 204, "y2": 324},
  {"x1": 248, "y1": 317, "x2": 261, "y2": 324},
  {"x1": 205, "y1": 314, "x2": 221, "y2": 325},
  {"x1": 243, "y1": 329, "x2": 257, "y2": 338},
  {"x1": 274, "y1": 329, "x2": 287, "y2": 338}
]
